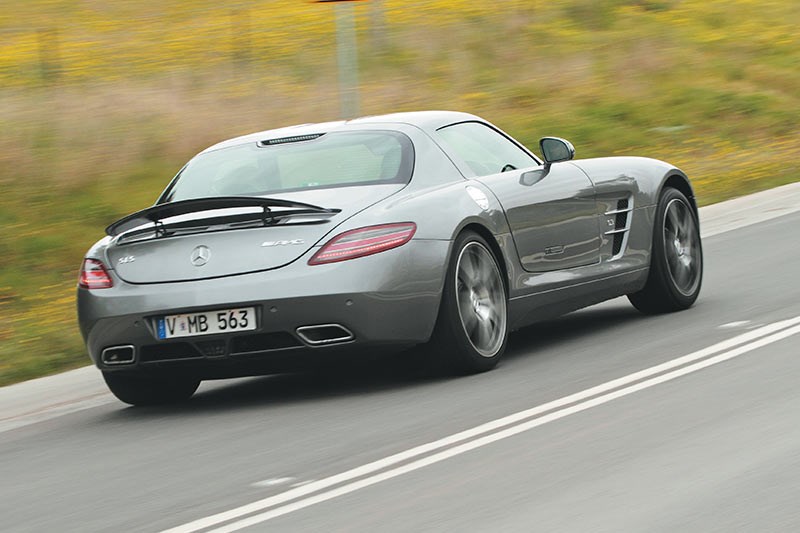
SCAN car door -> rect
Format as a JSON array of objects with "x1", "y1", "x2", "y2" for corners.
[{"x1": 436, "y1": 121, "x2": 600, "y2": 272}]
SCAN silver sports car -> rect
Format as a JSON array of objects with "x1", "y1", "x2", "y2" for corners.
[{"x1": 77, "y1": 111, "x2": 702, "y2": 405}]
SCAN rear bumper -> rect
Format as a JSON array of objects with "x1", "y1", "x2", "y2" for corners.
[{"x1": 77, "y1": 240, "x2": 449, "y2": 377}]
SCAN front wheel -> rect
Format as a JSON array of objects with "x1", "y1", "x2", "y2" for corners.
[
  {"x1": 629, "y1": 187, "x2": 703, "y2": 314},
  {"x1": 103, "y1": 372, "x2": 200, "y2": 406},
  {"x1": 427, "y1": 231, "x2": 509, "y2": 374}
]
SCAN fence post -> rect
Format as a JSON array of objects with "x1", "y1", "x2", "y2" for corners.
[
  {"x1": 370, "y1": 0, "x2": 387, "y2": 52},
  {"x1": 230, "y1": 8, "x2": 253, "y2": 68},
  {"x1": 37, "y1": 28, "x2": 62, "y2": 85},
  {"x1": 334, "y1": 2, "x2": 359, "y2": 118}
]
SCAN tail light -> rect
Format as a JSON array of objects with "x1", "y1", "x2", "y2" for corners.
[
  {"x1": 309, "y1": 222, "x2": 416, "y2": 265},
  {"x1": 79, "y1": 258, "x2": 113, "y2": 289}
]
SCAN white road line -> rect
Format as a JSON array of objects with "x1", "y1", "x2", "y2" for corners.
[
  {"x1": 719, "y1": 321, "x2": 751, "y2": 329},
  {"x1": 163, "y1": 315, "x2": 800, "y2": 533},
  {"x1": 212, "y1": 323, "x2": 800, "y2": 533},
  {"x1": 250, "y1": 478, "x2": 295, "y2": 488}
]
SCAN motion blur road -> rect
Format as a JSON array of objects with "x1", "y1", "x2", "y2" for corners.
[{"x1": 2, "y1": 186, "x2": 799, "y2": 532}]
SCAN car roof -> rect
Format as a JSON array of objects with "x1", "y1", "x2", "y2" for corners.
[
  {"x1": 200, "y1": 110, "x2": 482, "y2": 154},
  {"x1": 349, "y1": 110, "x2": 481, "y2": 130}
]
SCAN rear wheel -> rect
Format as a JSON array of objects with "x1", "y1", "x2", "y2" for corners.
[
  {"x1": 428, "y1": 231, "x2": 508, "y2": 374},
  {"x1": 103, "y1": 372, "x2": 200, "y2": 406},
  {"x1": 629, "y1": 187, "x2": 703, "y2": 314}
]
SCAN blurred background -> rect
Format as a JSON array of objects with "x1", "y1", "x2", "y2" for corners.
[{"x1": 1, "y1": 0, "x2": 798, "y2": 385}]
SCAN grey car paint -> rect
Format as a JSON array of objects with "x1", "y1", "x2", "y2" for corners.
[
  {"x1": 77, "y1": 111, "x2": 695, "y2": 376},
  {"x1": 478, "y1": 162, "x2": 600, "y2": 273}
]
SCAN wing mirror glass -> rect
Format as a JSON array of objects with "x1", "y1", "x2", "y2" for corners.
[{"x1": 539, "y1": 137, "x2": 575, "y2": 165}]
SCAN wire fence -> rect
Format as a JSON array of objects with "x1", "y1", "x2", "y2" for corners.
[
  {"x1": 2, "y1": 0, "x2": 794, "y2": 88},
  {"x1": 1, "y1": 9, "x2": 333, "y2": 86},
  {"x1": 0, "y1": 1, "x2": 522, "y2": 87}
]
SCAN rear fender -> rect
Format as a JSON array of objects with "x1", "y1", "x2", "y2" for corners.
[{"x1": 322, "y1": 179, "x2": 520, "y2": 300}]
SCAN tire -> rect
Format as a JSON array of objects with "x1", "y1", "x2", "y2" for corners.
[
  {"x1": 103, "y1": 372, "x2": 200, "y2": 406},
  {"x1": 427, "y1": 231, "x2": 509, "y2": 374},
  {"x1": 629, "y1": 187, "x2": 703, "y2": 314}
]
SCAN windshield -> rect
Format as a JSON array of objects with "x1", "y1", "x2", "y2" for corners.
[{"x1": 160, "y1": 130, "x2": 414, "y2": 202}]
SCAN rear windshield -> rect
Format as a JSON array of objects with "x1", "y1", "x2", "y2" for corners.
[{"x1": 160, "y1": 130, "x2": 414, "y2": 202}]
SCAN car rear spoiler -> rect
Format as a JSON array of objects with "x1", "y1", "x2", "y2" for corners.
[{"x1": 106, "y1": 196, "x2": 339, "y2": 237}]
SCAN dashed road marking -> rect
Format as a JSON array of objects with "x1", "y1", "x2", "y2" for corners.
[
  {"x1": 719, "y1": 321, "x2": 751, "y2": 329},
  {"x1": 250, "y1": 478, "x2": 295, "y2": 488}
]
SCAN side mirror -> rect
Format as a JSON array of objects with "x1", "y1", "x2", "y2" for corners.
[{"x1": 539, "y1": 137, "x2": 575, "y2": 165}]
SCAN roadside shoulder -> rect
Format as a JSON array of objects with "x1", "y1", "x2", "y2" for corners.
[{"x1": 699, "y1": 181, "x2": 800, "y2": 238}]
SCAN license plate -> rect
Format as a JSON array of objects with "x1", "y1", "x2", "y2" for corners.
[{"x1": 156, "y1": 307, "x2": 256, "y2": 339}]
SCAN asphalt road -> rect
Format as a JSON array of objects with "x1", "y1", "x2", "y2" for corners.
[{"x1": 1, "y1": 186, "x2": 799, "y2": 532}]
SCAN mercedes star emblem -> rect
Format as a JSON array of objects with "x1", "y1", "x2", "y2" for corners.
[{"x1": 190, "y1": 245, "x2": 211, "y2": 267}]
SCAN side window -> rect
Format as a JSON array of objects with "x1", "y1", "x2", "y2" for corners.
[{"x1": 437, "y1": 122, "x2": 537, "y2": 177}]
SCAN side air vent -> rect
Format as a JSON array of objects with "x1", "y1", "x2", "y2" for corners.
[
  {"x1": 605, "y1": 197, "x2": 633, "y2": 258},
  {"x1": 612, "y1": 199, "x2": 628, "y2": 255}
]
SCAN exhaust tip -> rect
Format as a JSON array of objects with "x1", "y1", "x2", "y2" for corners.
[
  {"x1": 101, "y1": 345, "x2": 136, "y2": 365},
  {"x1": 296, "y1": 324, "x2": 355, "y2": 346}
]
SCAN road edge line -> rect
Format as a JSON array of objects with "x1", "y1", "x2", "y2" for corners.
[
  {"x1": 162, "y1": 316, "x2": 800, "y2": 533},
  {"x1": 207, "y1": 323, "x2": 800, "y2": 532}
]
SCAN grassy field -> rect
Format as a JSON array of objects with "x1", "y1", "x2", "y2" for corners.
[{"x1": 1, "y1": 0, "x2": 799, "y2": 385}]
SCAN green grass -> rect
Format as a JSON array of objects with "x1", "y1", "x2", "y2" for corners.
[{"x1": 1, "y1": 0, "x2": 799, "y2": 385}]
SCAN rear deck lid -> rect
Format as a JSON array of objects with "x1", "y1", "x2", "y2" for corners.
[{"x1": 105, "y1": 185, "x2": 404, "y2": 283}]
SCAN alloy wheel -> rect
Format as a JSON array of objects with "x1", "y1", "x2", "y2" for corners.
[
  {"x1": 455, "y1": 242, "x2": 507, "y2": 357},
  {"x1": 663, "y1": 198, "x2": 701, "y2": 296}
]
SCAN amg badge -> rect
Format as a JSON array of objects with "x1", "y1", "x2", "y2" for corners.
[{"x1": 261, "y1": 239, "x2": 305, "y2": 247}]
